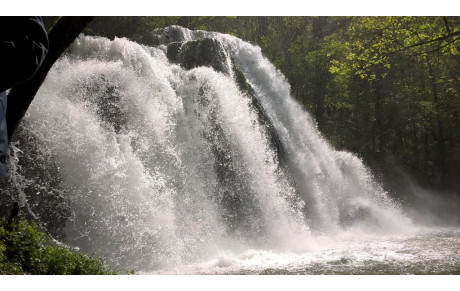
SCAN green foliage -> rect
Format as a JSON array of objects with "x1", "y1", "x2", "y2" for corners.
[
  {"x1": 0, "y1": 218, "x2": 116, "y2": 275},
  {"x1": 327, "y1": 17, "x2": 460, "y2": 187}
]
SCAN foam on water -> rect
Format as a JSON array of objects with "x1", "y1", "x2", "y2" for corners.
[{"x1": 163, "y1": 227, "x2": 460, "y2": 275}]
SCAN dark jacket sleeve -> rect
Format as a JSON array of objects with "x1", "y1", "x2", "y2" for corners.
[
  {"x1": 0, "y1": 16, "x2": 49, "y2": 178},
  {"x1": 0, "y1": 16, "x2": 49, "y2": 92}
]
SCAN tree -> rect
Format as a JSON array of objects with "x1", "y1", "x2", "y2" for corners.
[{"x1": 329, "y1": 16, "x2": 460, "y2": 189}]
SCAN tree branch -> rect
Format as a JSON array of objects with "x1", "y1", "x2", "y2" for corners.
[
  {"x1": 387, "y1": 30, "x2": 460, "y2": 56},
  {"x1": 408, "y1": 36, "x2": 460, "y2": 57},
  {"x1": 443, "y1": 16, "x2": 451, "y2": 35}
]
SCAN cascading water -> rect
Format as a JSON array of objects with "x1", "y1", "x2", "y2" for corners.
[{"x1": 3, "y1": 26, "x2": 459, "y2": 274}]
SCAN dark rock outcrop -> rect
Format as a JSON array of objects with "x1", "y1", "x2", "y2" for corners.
[
  {"x1": 164, "y1": 35, "x2": 291, "y2": 238},
  {"x1": 167, "y1": 38, "x2": 232, "y2": 75},
  {"x1": 165, "y1": 35, "x2": 286, "y2": 167},
  {"x1": 0, "y1": 124, "x2": 71, "y2": 240}
]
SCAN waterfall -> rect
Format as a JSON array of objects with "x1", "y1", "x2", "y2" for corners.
[{"x1": 3, "y1": 26, "x2": 413, "y2": 272}]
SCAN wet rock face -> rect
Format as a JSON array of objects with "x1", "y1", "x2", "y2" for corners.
[
  {"x1": 164, "y1": 35, "x2": 289, "y2": 238},
  {"x1": 0, "y1": 125, "x2": 71, "y2": 240},
  {"x1": 90, "y1": 76, "x2": 127, "y2": 134},
  {"x1": 193, "y1": 87, "x2": 266, "y2": 238},
  {"x1": 165, "y1": 36, "x2": 286, "y2": 167},
  {"x1": 67, "y1": 73, "x2": 128, "y2": 134},
  {"x1": 0, "y1": 72, "x2": 127, "y2": 240},
  {"x1": 165, "y1": 42, "x2": 182, "y2": 63},
  {"x1": 167, "y1": 38, "x2": 232, "y2": 75},
  {"x1": 232, "y1": 63, "x2": 287, "y2": 167}
]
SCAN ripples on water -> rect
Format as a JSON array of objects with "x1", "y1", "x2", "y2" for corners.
[{"x1": 156, "y1": 228, "x2": 460, "y2": 274}]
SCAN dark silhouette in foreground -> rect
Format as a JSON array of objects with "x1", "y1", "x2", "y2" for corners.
[{"x1": 0, "y1": 16, "x2": 49, "y2": 178}]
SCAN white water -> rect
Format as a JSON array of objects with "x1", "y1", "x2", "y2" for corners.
[{"x1": 9, "y1": 27, "x2": 441, "y2": 273}]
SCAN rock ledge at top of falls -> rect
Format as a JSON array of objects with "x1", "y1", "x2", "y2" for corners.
[
  {"x1": 166, "y1": 38, "x2": 232, "y2": 75},
  {"x1": 140, "y1": 26, "x2": 232, "y2": 75},
  {"x1": 154, "y1": 29, "x2": 288, "y2": 169}
]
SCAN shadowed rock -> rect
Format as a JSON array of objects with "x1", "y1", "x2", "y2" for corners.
[{"x1": 167, "y1": 38, "x2": 232, "y2": 74}]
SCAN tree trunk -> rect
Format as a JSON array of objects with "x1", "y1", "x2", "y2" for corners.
[
  {"x1": 6, "y1": 16, "x2": 94, "y2": 143},
  {"x1": 426, "y1": 56, "x2": 446, "y2": 183}
]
